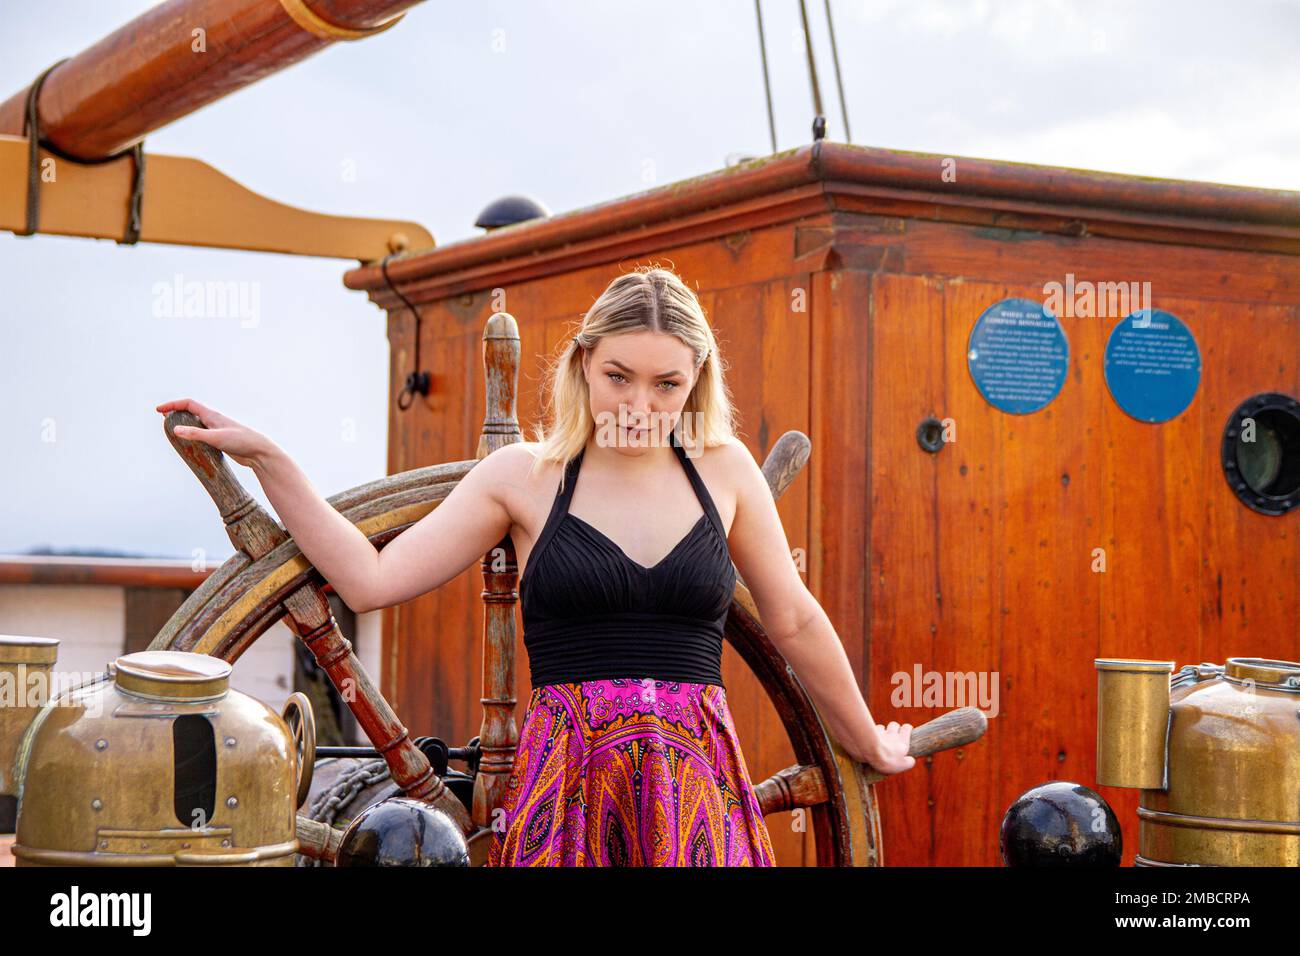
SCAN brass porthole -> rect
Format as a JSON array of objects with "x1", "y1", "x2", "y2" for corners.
[{"x1": 1221, "y1": 393, "x2": 1300, "y2": 516}]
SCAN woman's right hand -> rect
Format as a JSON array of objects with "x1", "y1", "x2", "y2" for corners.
[
  {"x1": 862, "y1": 721, "x2": 916, "y2": 775},
  {"x1": 155, "y1": 398, "x2": 276, "y2": 469}
]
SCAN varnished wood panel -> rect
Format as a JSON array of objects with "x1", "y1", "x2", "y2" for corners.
[
  {"x1": 868, "y1": 265, "x2": 1298, "y2": 865},
  {"x1": 866, "y1": 272, "x2": 947, "y2": 865}
]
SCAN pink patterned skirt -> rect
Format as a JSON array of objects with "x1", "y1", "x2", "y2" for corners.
[{"x1": 485, "y1": 677, "x2": 776, "y2": 866}]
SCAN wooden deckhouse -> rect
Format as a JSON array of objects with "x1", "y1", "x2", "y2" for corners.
[{"x1": 343, "y1": 142, "x2": 1300, "y2": 864}]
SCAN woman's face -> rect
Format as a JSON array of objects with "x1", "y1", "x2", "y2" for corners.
[{"x1": 581, "y1": 330, "x2": 698, "y2": 454}]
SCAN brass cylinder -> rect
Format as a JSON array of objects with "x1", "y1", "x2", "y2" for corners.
[
  {"x1": 1136, "y1": 657, "x2": 1300, "y2": 866},
  {"x1": 0, "y1": 635, "x2": 60, "y2": 797},
  {"x1": 1095, "y1": 658, "x2": 1174, "y2": 789},
  {"x1": 113, "y1": 650, "x2": 230, "y2": 702}
]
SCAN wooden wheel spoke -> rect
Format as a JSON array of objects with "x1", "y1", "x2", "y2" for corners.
[
  {"x1": 754, "y1": 763, "x2": 829, "y2": 813},
  {"x1": 156, "y1": 410, "x2": 471, "y2": 836}
]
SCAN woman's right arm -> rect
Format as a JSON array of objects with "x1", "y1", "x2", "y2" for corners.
[
  {"x1": 250, "y1": 442, "x2": 518, "y2": 613},
  {"x1": 157, "y1": 398, "x2": 518, "y2": 614}
]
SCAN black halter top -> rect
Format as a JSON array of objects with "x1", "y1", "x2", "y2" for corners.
[{"x1": 520, "y1": 430, "x2": 736, "y2": 690}]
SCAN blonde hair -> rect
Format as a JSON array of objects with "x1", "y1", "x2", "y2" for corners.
[{"x1": 527, "y1": 265, "x2": 738, "y2": 491}]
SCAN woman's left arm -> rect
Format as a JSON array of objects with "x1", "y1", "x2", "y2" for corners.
[{"x1": 721, "y1": 439, "x2": 895, "y2": 767}]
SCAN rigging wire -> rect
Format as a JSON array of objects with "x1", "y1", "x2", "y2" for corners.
[
  {"x1": 824, "y1": 0, "x2": 852, "y2": 143},
  {"x1": 797, "y1": 0, "x2": 827, "y2": 141},
  {"x1": 754, "y1": 0, "x2": 778, "y2": 154}
]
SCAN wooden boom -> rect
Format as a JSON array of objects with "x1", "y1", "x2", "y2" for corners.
[{"x1": 0, "y1": 0, "x2": 424, "y2": 161}]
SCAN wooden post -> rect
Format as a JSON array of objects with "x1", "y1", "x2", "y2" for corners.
[{"x1": 472, "y1": 313, "x2": 523, "y2": 832}]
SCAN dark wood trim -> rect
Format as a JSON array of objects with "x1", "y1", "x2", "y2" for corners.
[
  {"x1": 0, "y1": 555, "x2": 217, "y2": 589},
  {"x1": 343, "y1": 141, "x2": 1300, "y2": 307},
  {"x1": 123, "y1": 587, "x2": 189, "y2": 653}
]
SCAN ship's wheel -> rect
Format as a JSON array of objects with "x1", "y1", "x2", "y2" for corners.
[{"x1": 149, "y1": 312, "x2": 986, "y2": 866}]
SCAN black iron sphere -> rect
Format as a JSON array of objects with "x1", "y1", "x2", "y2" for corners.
[
  {"x1": 335, "y1": 797, "x2": 470, "y2": 867},
  {"x1": 1000, "y1": 781, "x2": 1122, "y2": 867},
  {"x1": 474, "y1": 195, "x2": 552, "y2": 230}
]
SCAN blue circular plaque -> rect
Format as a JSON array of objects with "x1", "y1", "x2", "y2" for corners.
[
  {"x1": 967, "y1": 298, "x2": 1069, "y2": 415},
  {"x1": 1104, "y1": 310, "x2": 1201, "y2": 423}
]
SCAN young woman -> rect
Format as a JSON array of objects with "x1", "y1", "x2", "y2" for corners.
[{"x1": 156, "y1": 266, "x2": 915, "y2": 867}]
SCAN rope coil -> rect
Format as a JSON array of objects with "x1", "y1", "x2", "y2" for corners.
[{"x1": 20, "y1": 57, "x2": 146, "y2": 244}]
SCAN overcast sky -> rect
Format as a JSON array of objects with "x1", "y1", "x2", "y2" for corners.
[{"x1": 2, "y1": 0, "x2": 1298, "y2": 559}]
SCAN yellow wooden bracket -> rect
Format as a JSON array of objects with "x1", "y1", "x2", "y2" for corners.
[{"x1": 0, "y1": 134, "x2": 433, "y2": 262}]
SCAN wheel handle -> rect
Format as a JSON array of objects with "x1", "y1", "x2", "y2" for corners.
[{"x1": 281, "y1": 692, "x2": 316, "y2": 809}]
